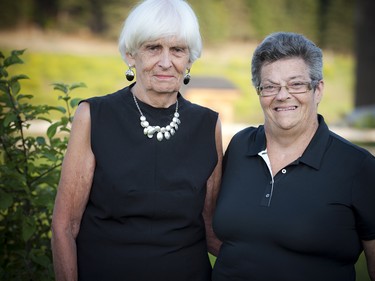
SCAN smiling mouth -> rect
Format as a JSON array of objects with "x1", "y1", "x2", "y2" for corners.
[{"x1": 275, "y1": 106, "x2": 298, "y2": 112}]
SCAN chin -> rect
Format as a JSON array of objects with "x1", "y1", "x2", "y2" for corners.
[
  {"x1": 276, "y1": 119, "x2": 299, "y2": 130},
  {"x1": 152, "y1": 82, "x2": 177, "y2": 90}
]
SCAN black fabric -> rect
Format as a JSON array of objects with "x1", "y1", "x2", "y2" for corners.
[
  {"x1": 212, "y1": 115, "x2": 375, "y2": 281},
  {"x1": 76, "y1": 84, "x2": 218, "y2": 281}
]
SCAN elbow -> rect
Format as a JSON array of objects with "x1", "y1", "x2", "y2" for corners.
[{"x1": 51, "y1": 214, "x2": 81, "y2": 245}]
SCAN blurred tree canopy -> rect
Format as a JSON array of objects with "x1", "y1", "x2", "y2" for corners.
[{"x1": 0, "y1": 0, "x2": 355, "y2": 53}]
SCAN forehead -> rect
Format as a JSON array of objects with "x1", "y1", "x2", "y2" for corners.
[
  {"x1": 140, "y1": 36, "x2": 188, "y2": 47},
  {"x1": 261, "y1": 57, "x2": 310, "y2": 80}
]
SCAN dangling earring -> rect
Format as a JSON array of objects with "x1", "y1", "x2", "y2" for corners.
[
  {"x1": 125, "y1": 65, "x2": 135, "y2": 81},
  {"x1": 183, "y1": 68, "x2": 191, "y2": 85}
]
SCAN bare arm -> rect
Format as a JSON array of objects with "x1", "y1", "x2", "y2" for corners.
[
  {"x1": 51, "y1": 102, "x2": 95, "y2": 281},
  {"x1": 203, "y1": 117, "x2": 223, "y2": 257},
  {"x1": 363, "y1": 239, "x2": 375, "y2": 281}
]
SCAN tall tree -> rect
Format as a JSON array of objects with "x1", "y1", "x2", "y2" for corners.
[
  {"x1": 320, "y1": 0, "x2": 355, "y2": 52},
  {"x1": 354, "y1": 0, "x2": 375, "y2": 107},
  {"x1": 33, "y1": 0, "x2": 58, "y2": 28},
  {"x1": 88, "y1": 0, "x2": 106, "y2": 34}
]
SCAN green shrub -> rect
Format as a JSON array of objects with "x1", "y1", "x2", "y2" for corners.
[{"x1": 0, "y1": 49, "x2": 84, "y2": 280}]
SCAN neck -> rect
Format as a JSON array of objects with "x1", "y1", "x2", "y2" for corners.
[
  {"x1": 264, "y1": 120, "x2": 319, "y2": 176},
  {"x1": 265, "y1": 119, "x2": 319, "y2": 151},
  {"x1": 131, "y1": 84, "x2": 178, "y2": 108}
]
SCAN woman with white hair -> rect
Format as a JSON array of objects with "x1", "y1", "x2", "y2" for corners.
[{"x1": 51, "y1": 1, "x2": 222, "y2": 280}]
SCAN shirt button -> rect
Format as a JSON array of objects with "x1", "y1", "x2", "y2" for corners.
[
  {"x1": 282, "y1": 169, "x2": 287, "y2": 174},
  {"x1": 265, "y1": 194, "x2": 270, "y2": 198}
]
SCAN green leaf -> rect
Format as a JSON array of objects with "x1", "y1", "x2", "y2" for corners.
[
  {"x1": 70, "y1": 97, "x2": 82, "y2": 108},
  {"x1": 11, "y1": 49, "x2": 26, "y2": 56},
  {"x1": 62, "y1": 96, "x2": 70, "y2": 102},
  {"x1": 10, "y1": 80, "x2": 21, "y2": 95},
  {"x1": 60, "y1": 127, "x2": 71, "y2": 133},
  {"x1": 30, "y1": 250, "x2": 51, "y2": 268},
  {"x1": 49, "y1": 106, "x2": 66, "y2": 114},
  {"x1": 0, "y1": 67, "x2": 8, "y2": 78},
  {"x1": 11, "y1": 74, "x2": 29, "y2": 81},
  {"x1": 37, "y1": 116, "x2": 52, "y2": 123},
  {"x1": 47, "y1": 122, "x2": 60, "y2": 139},
  {"x1": 0, "y1": 191, "x2": 13, "y2": 209},
  {"x1": 0, "y1": 81, "x2": 8, "y2": 93},
  {"x1": 4, "y1": 54, "x2": 24, "y2": 67},
  {"x1": 17, "y1": 94, "x2": 33, "y2": 100},
  {"x1": 22, "y1": 217, "x2": 36, "y2": 241},
  {"x1": 33, "y1": 191, "x2": 54, "y2": 207},
  {"x1": 69, "y1": 82, "x2": 87, "y2": 90},
  {"x1": 60, "y1": 116, "x2": 69, "y2": 125},
  {"x1": 3, "y1": 112, "x2": 17, "y2": 126},
  {"x1": 51, "y1": 83, "x2": 68, "y2": 93},
  {"x1": 43, "y1": 151, "x2": 58, "y2": 161},
  {"x1": 36, "y1": 136, "x2": 46, "y2": 145}
]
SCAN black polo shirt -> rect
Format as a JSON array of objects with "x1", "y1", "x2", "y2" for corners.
[{"x1": 213, "y1": 115, "x2": 375, "y2": 281}]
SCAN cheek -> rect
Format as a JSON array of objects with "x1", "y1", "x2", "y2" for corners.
[
  {"x1": 176, "y1": 59, "x2": 191, "y2": 72},
  {"x1": 259, "y1": 98, "x2": 270, "y2": 110},
  {"x1": 136, "y1": 57, "x2": 157, "y2": 71}
]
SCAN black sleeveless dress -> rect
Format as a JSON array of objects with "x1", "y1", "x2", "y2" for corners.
[{"x1": 76, "y1": 84, "x2": 218, "y2": 281}]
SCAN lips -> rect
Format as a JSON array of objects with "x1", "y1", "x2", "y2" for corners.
[
  {"x1": 275, "y1": 106, "x2": 298, "y2": 112},
  {"x1": 154, "y1": 73, "x2": 175, "y2": 78}
]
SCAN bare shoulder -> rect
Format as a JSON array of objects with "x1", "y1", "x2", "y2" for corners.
[{"x1": 72, "y1": 101, "x2": 90, "y2": 126}]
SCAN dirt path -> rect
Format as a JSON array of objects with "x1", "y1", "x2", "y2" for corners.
[{"x1": 0, "y1": 27, "x2": 255, "y2": 58}]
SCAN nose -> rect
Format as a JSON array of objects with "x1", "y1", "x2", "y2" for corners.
[
  {"x1": 275, "y1": 85, "x2": 291, "y2": 100},
  {"x1": 158, "y1": 50, "x2": 172, "y2": 69}
]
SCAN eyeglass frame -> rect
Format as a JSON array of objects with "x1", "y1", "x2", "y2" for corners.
[{"x1": 256, "y1": 80, "x2": 319, "y2": 97}]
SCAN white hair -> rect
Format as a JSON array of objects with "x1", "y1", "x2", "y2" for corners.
[{"x1": 118, "y1": 0, "x2": 202, "y2": 64}]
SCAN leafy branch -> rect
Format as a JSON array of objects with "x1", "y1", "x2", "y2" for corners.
[{"x1": 0, "y1": 49, "x2": 85, "y2": 280}]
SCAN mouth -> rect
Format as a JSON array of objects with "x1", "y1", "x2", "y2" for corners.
[
  {"x1": 155, "y1": 75, "x2": 174, "y2": 80},
  {"x1": 274, "y1": 106, "x2": 298, "y2": 112}
]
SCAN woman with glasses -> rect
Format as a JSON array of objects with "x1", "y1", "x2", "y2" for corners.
[{"x1": 212, "y1": 32, "x2": 375, "y2": 281}]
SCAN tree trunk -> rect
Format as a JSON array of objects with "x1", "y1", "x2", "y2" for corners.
[{"x1": 354, "y1": 0, "x2": 375, "y2": 107}]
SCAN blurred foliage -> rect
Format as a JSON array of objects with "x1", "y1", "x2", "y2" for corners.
[
  {"x1": 0, "y1": 40, "x2": 354, "y2": 127},
  {"x1": 0, "y1": 45, "x2": 354, "y2": 125},
  {"x1": 0, "y1": 49, "x2": 84, "y2": 280},
  {"x1": 0, "y1": 0, "x2": 355, "y2": 53}
]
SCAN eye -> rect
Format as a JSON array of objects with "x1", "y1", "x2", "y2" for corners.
[
  {"x1": 171, "y1": 46, "x2": 188, "y2": 57},
  {"x1": 289, "y1": 81, "x2": 305, "y2": 88},
  {"x1": 145, "y1": 44, "x2": 161, "y2": 52},
  {"x1": 173, "y1": 47, "x2": 184, "y2": 52},
  {"x1": 151, "y1": 46, "x2": 160, "y2": 51},
  {"x1": 262, "y1": 84, "x2": 277, "y2": 91}
]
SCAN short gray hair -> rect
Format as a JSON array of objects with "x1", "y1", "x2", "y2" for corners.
[
  {"x1": 118, "y1": 0, "x2": 202, "y2": 64},
  {"x1": 251, "y1": 32, "x2": 323, "y2": 87}
]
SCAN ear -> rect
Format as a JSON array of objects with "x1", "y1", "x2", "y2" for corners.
[
  {"x1": 314, "y1": 80, "x2": 324, "y2": 105},
  {"x1": 125, "y1": 52, "x2": 136, "y2": 67}
]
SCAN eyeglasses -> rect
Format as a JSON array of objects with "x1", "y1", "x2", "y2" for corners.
[{"x1": 256, "y1": 81, "x2": 317, "y2": 97}]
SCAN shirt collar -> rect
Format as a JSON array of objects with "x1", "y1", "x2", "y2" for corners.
[{"x1": 246, "y1": 114, "x2": 330, "y2": 170}]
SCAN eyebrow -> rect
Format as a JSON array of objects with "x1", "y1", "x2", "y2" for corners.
[
  {"x1": 143, "y1": 42, "x2": 161, "y2": 48},
  {"x1": 263, "y1": 75, "x2": 308, "y2": 84}
]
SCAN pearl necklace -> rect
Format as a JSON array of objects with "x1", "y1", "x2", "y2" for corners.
[{"x1": 132, "y1": 93, "x2": 181, "y2": 141}]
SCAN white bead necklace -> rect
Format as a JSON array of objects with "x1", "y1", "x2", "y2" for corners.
[{"x1": 132, "y1": 93, "x2": 181, "y2": 141}]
